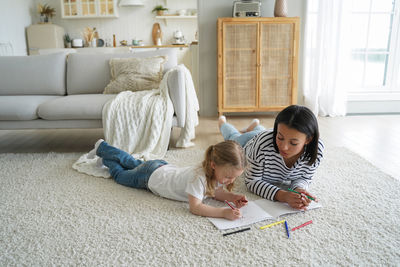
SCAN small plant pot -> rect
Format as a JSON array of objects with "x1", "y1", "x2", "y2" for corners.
[
  {"x1": 40, "y1": 14, "x2": 50, "y2": 23},
  {"x1": 156, "y1": 10, "x2": 164, "y2": 16}
]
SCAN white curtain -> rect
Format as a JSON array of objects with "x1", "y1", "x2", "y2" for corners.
[{"x1": 303, "y1": 1, "x2": 353, "y2": 116}]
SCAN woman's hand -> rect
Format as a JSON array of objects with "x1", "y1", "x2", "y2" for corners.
[
  {"x1": 295, "y1": 188, "x2": 318, "y2": 202},
  {"x1": 286, "y1": 192, "x2": 309, "y2": 210},
  {"x1": 231, "y1": 194, "x2": 248, "y2": 208},
  {"x1": 275, "y1": 189, "x2": 312, "y2": 210},
  {"x1": 285, "y1": 188, "x2": 317, "y2": 210},
  {"x1": 223, "y1": 207, "x2": 242, "y2": 220}
]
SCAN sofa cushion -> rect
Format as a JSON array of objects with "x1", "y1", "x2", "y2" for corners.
[
  {"x1": 0, "y1": 53, "x2": 66, "y2": 95},
  {"x1": 38, "y1": 94, "x2": 116, "y2": 120},
  {"x1": 66, "y1": 48, "x2": 178, "y2": 95},
  {"x1": 0, "y1": 96, "x2": 61, "y2": 120},
  {"x1": 103, "y1": 56, "x2": 166, "y2": 94}
]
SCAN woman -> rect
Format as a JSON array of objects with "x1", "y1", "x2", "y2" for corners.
[{"x1": 218, "y1": 105, "x2": 324, "y2": 210}]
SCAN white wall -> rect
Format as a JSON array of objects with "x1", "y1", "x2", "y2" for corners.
[
  {"x1": 0, "y1": 0, "x2": 35, "y2": 55},
  {"x1": 197, "y1": 0, "x2": 305, "y2": 116}
]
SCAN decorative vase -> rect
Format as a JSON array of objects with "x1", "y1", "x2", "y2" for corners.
[
  {"x1": 40, "y1": 14, "x2": 49, "y2": 23},
  {"x1": 90, "y1": 38, "x2": 97, "y2": 47},
  {"x1": 274, "y1": 0, "x2": 288, "y2": 17}
]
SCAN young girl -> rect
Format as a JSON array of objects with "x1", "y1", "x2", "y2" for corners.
[
  {"x1": 218, "y1": 105, "x2": 324, "y2": 210},
  {"x1": 88, "y1": 139, "x2": 248, "y2": 220}
]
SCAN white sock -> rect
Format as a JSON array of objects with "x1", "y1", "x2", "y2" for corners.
[
  {"x1": 241, "y1": 119, "x2": 260, "y2": 133},
  {"x1": 87, "y1": 139, "x2": 104, "y2": 159},
  {"x1": 219, "y1": 115, "x2": 226, "y2": 123}
]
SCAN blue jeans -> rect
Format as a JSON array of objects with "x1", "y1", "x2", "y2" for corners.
[
  {"x1": 220, "y1": 122, "x2": 266, "y2": 147},
  {"x1": 96, "y1": 141, "x2": 167, "y2": 189}
]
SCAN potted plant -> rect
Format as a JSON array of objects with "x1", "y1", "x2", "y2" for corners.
[
  {"x1": 38, "y1": 3, "x2": 56, "y2": 23},
  {"x1": 152, "y1": 5, "x2": 168, "y2": 16},
  {"x1": 64, "y1": 34, "x2": 71, "y2": 48}
]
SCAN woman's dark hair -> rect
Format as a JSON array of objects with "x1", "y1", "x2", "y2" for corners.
[{"x1": 273, "y1": 105, "x2": 320, "y2": 165}]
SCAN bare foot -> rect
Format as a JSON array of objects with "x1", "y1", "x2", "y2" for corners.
[
  {"x1": 240, "y1": 119, "x2": 260, "y2": 133},
  {"x1": 218, "y1": 115, "x2": 227, "y2": 129}
]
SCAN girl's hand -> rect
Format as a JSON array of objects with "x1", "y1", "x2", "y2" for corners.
[
  {"x1": 223, "y1": 208, "x2": 242, "y2": 220},
  {"x1": 231, "y1": 194, "x2": 248, "y2": 208}
]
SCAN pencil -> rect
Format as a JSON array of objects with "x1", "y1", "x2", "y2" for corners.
[
  {"x1": 224, "y1": 200, "x2": 235, "y2": 210},
  {"x1": 287, "y1": 188, "x2": 315, "y2": 201},
  {"x1": 284, "y1": 220, "x2": 290, "y2": 238},
  {"x1": 223, "y1": 227, "x2": 250, "y2": 236},
  {"x1": 259, "y1": 219, "x2": 285, "y2": 230},
  {"x1": 291, "y1": 220, "x2": 313, "y2": 231}
]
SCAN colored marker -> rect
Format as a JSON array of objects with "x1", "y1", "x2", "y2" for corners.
[
  {"x1": 260, "y1": 219, "x2": 285, "y2": 230},
  {"x1": 284, "y1": 220, "x2": 290, "y2": 238},
  {"x1": 223, "y1": 227, "x2": 251, "y2": 237},
  {"x1": 287, "y1": 188, "x2": 315, "y2": 201},
  {"x1": 291, "y1": 220, "x2": 313, "y2": 231},
  {"x1": 224, "y1": 200, "x2": 235, "y2": 210}
]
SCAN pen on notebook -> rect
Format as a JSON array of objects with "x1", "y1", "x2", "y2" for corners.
[
  {"x1": 224, "y1": 200, "x2": 236, "y2": 210},
  {"x1": 284, "y1": 220, "x2": 290, "y2": 238},
  {"x1": 223, "y1": 227, "x2": 250, "y2": 237},
  {"x1": 287, "y1": 188, "x2": 315, "y2": 201}
]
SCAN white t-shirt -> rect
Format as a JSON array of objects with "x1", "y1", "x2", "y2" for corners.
[{"x1": 147, "y1": 164, "x2": 208, "y2": 202}]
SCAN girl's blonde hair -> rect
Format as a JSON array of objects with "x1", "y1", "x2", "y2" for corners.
[{"x1": 202, "y1": 140, "x2": 246, "y2": 197}]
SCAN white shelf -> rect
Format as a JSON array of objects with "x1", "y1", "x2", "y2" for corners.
[
  {"x1": 155, "y1": 15, "x2": 197, "y2": 25},
  {"x1": 155, "y1": 15, "x2": 197, "y2": 19}
]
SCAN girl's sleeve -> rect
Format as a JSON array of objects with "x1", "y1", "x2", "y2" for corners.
[{"x1": 185, "y1": 175, "x2": 206, "y2": 200}]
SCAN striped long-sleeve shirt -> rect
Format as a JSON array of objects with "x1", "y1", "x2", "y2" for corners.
[{"x1": 244, "y1": 130, "x2": 324, "y2": 201}]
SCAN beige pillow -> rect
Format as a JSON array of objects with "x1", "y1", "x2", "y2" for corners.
[{"x1": 103, "y1": 56, "x2": 167, "y2": 94}]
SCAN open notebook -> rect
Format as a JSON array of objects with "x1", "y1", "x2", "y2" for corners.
[{"x1": 207, "y1": 199, "x2": 322, "y2": 230}]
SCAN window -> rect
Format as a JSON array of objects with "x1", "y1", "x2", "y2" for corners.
[
  {"x1": 348, "y1": 0, "x2": 400, "y2": 98},
  {"x1": 306, "y1": 0, "x2": 400, "y2": 114}
]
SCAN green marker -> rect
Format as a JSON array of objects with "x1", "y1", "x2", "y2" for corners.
[{"x1": 288, "y1": 188, "x2": 315, "y2": 201}]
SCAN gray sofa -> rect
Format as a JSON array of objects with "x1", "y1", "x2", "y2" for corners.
[{"x1": 0, "y1": 48, "x2": 185, "y2": 130}]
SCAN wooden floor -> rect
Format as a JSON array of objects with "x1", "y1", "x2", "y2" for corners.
[{"x1": 1, "y1": 115, "x2": 399, "y2": 180}]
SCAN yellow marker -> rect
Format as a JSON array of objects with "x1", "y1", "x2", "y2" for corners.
[{"x1": 260, "y1": 220, "x2": 286, "y2": 230}]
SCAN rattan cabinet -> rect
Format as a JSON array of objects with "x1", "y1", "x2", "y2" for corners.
[{"x1": 217, "y1": 17, "x2": 299, "y2": 115}]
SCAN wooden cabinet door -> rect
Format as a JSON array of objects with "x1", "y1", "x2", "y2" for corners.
[
  {"x1": 61, "y1": 0, "x2": 118, "y2": 18},
  {"x1": 259, "y1": 21, "x2": 298, "y2": 108},
  {"x1": 218, "y1": 18, "x2": 299, "y2": 115},
  {"x1": 220, "y1": 22, "x2": 258, "y2": 110}
]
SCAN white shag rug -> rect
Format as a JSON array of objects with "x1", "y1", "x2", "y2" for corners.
[{"x1": 0, "y1": 147, "x2": 399, "y2": 266}]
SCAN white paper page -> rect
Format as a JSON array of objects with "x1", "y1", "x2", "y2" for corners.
[
  {"x1": 254, "y1": 199, "x2": 322, "y2": 218},
  {"x1": 207, "y1": 201, "x2": 274, "y2": 230}
]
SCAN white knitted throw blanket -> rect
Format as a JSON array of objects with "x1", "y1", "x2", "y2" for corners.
[
  {"x1": 175, "y1": 64, "x2": 199, "y2": 148},
  {"x1": 72, "y1": 65, "x2": 199, "y2": 178}
]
